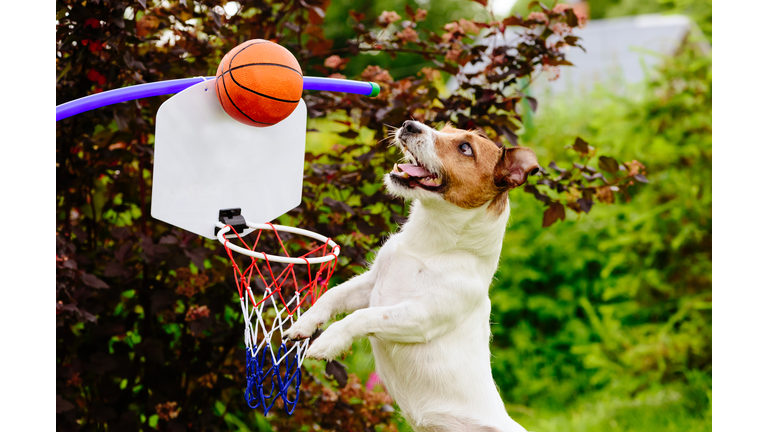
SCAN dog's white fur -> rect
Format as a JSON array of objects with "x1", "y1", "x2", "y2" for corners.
[{"x1": 285, "y1": 122, "x2": 530, "y2": 431}]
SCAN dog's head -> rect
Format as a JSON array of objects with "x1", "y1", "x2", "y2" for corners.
[{"x1": 385, "y1": 121, "x2": 540, "y2": 210}]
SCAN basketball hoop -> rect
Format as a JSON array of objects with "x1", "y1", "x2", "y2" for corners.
[{"x1": 215, "y1": 220, "x2": 339, "y2": 415}]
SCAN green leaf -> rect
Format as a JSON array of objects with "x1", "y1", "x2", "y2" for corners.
[{"x1": 56, "y1": 62, "x2": 71, "y2": 83}]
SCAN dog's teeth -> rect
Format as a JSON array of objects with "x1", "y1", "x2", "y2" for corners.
[{"x1": 419, "y1": 177, "x2": 442, "y2": 187}]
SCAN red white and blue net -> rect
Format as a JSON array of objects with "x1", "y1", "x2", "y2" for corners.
[{"x1": 219, "y1": 223, "x2": 338, "y2": 415}]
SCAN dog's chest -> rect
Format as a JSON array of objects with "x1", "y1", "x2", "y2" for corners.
[{"x1": 368, "y1": 238, "x2": 429, "y2": 308}]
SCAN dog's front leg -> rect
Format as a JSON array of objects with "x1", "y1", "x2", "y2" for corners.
[
  {"x1": 305, "y1": 299, "x2": 463, "y2": 360},
  {"x1": 284, "y1": 270, "x2": 376, "y2": 341}
]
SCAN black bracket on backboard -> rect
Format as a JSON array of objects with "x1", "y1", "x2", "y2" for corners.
[{"x1": 214, "y1": 208, "x2": 248, "y2": 237}]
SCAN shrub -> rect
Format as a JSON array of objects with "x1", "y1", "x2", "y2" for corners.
[{"x1": 489, "y1": 46, "x2": 711, "y2": 422}]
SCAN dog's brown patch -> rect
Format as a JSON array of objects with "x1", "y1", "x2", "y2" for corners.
[
  {"x1": 487, "y1": 193, "x2": 509, "y2": 217},
  {"x1": 435, "y1": 125, "x2": 539, "y2": 211}
]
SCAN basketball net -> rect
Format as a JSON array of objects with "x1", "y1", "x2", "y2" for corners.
[{"x1": 219, "y1": 223, "x2": 338, "y2": 415}]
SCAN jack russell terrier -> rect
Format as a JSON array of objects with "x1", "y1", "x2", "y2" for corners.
[{"x1": 285, "y1": 120, "x2": 539, "y2": 431}]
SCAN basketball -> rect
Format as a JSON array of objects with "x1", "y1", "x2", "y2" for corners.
[{"x1": 215, "y1": 40, "x2": 303, "y2": 127}]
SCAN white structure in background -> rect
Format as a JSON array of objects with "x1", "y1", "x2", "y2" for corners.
[
  {"x1": 452, "y1": 13, "x2": 708, "y2": 97},
  {"x1": 536, "y1": 13, "x2": 708, "y2": 96}
]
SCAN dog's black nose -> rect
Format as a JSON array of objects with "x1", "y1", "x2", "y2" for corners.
[{"x1": 402, "y1": 120, "x2": 422, "y2": 135}]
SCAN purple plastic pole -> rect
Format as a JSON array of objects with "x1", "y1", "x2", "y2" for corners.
[
  {"x1": 56, "y1": 76, "x2": 378, "y2": 121},
  {"x1": 302, "y1": 77, "x2": 379, "y2": 97},
  {"x1": 56, "y1": 77, "x2": 213, "y2": 121}
]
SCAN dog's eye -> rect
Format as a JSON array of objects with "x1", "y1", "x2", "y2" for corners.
[{"x1": 458, "y1": 142, "x2": 473, "y2": 156}]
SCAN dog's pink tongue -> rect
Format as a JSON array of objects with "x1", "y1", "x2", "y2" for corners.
[{"x1": 398, "y1": 164, "x2": 430, "y2": 178}]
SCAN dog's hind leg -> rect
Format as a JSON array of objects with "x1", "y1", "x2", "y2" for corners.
[{"x1": 284, "y1": 270, "x2": 376, "y2": 341}]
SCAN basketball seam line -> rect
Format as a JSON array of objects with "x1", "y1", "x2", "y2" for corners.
[
  {"x1": 221, "y1": 62, "x2": 303, "y2": 77},
  {"x1": 225, "y1": 41, "x2": 302, "y2": 104},
  {"x1": 229, "y1": 41, "x2": 283, "y2": 74},
  {"x1": 216, "y1": 74, "x2": 276, "y2": 126},
  {"x1": 222, "y1": 40, "x2": 269, "y2": 79},
  {"x1": 222, "y1": 70, "x2": 303, "y2": 104}
]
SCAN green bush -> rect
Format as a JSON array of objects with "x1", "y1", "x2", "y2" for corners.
[{"x1": 487, "y1": 46, "x2": 711, "y2": 428}]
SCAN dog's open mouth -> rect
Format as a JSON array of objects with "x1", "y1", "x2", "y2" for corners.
[{"x1": 389, "y1": 163, "x2": 445, "y2": 191}]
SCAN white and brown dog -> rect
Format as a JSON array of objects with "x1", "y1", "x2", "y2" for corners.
[{"x1": 285, "y1": 121, "x2": 539, "y2": 431}]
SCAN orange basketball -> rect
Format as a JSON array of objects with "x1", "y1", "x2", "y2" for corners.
[{"x1": 215, "y1": 40, "x2": 303, "y2": 127}]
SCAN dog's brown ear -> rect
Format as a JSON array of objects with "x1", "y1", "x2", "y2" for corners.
[{"x1": 495, "y1": 147, "x2": 540, "y2": 190}]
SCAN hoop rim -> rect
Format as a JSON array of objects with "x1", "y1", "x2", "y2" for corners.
[{"x1": 215, "y1": 221, "x2": 340, "y2": 264}]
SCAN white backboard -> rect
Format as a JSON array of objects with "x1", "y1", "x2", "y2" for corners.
[{"x1": 152, "y1": 80, "x2": 306, "y2": 240}]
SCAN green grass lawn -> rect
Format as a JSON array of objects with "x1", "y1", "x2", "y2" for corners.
[{"x1": 512, "y1": 387, "x2": 711, "y2": 432}]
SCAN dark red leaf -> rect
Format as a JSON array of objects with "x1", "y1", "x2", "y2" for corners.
[
  {"x1": 565, "y1": 9, "x2": 580, "y2": 27},
  {"x1": 577, "y1": 198, "x2": 593, "y2": 213},
  {"x1": 500, "y1": 125, "x2": 518, "y2": 146},
  {"x1": 111, "y1": 226, "x2": 131, "y2": 239},
  {"x1": 115, "y1": 242, "x2": 133, "y2": 262},
  {"x1": 323, "y1": 198, "x2": 355, "y2": 214},
  {"x1": 548, "y1": 161, "x2": 566, "y2": 173},
  {"x1": 405, "y1": 3, "x2": 415, "y2": 19},
  {"x1": 299, "y1": 0, "x2": 326, "y2": 18},
  {"x1": 151, "y1": 292, "x2": 175, "y2": 315},
  {"x1": 524, "y1": 185, "x2": 552, "y2": 204},
  {"x1": 564, "y1": 35, "x2": 580, "y2": 45},
  {"x1": 356, "y1": 219, "x2": 379, "y2": 236},
  {"x1": 57, "y1": 395, "x2": 76, "y2": 413},
  {"x1": 581, "y1": 172, "x2": 606, "y2": 182},
  {"x1": 572, "y1": 137, "x2": 590, "y2": 155},
  {"x1": 183, "y1": 247, "x2": 206, "y2": 270},
  {"x1": 189, "y1": 317, "x2": 212, "y2": 336},
  {"x1": 502, "y1": 15, "x2": 524, "y2": 27},
  {"x1": 89, "y1": 352, "x2": 119, "y2": 373},
  {"x1": 598, "y1": 156, "x2": 619, "y2": 173},
  {"x1": 543, "y1": 202, "x2": 565, "y2": 227},
  {"x1": 104, "y1": 262, "x2": 128, "y2": 278},
  {"x1": 349, "y1": 10, "x2": 365, "y2": 22},
  {"x1": 634, "y1": 173, "x2": 649, "y2": 183},
  {"x1": 526, "y1": 96, "x2": 538, "y2": 113},
  {"x1": 159, "y1": 235, "x2": 178, "y2": 245},
  {"x1": 82, "y1": 273, "x2": 109, "y2": 289},
  {"x1": 138, "y1": 338, "x2": 165, "y2": 364},
  {"x1": 210, "y1": 10, "x2": 222, "y2": 28},
  {"x1": 325, "y1": 359, "x2": 348, "y2": 388}
]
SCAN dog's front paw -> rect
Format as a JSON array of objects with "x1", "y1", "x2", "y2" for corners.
[
  {"x1": 304, "y1": 322, "x2": 353, "y2": 361},
  {"x1": 284, "y1": 310, "x2": 326, "y2": 341}
]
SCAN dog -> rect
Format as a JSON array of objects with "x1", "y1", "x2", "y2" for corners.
[{"x1": 285, "y1": 120, "x2": 539, "y2": 431}]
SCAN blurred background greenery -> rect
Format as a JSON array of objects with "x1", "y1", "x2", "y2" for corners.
[{"x1": 319, "y1": 1, "x2": 712, "y2": 431}]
